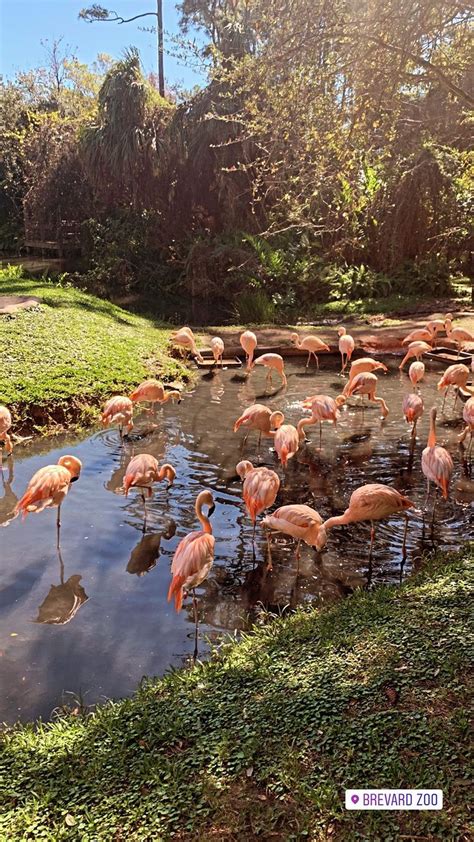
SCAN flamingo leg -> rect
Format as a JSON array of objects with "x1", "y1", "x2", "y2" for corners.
[
  {"x1": 319, "y1": 421, "x2": 322, "y2": 450},
  {"x1": 192, "y1": 589, "x2": 199, "y2": 664},
  {"x1": 441, "y1": 388, "x2": 448, "y2": 412},
  {"x1": 423, "y1": 478, "x2": 431, "y2": 511},
  {"x1": 265, "y1": 529, "x2": 273, "y2": 571},
  {"x1": 56, "y1": 504, "x2": 62, "y2": 549},
  {"x1": 306, "y1": 351, "x2": 311, "y2": 369},
  {"x1": 402, "y1": 515, "x2": 408, "y2": 559},
  {"x1": 142, "y1": 491, "x2": 147, "y2": 533},
  {"x1": 315, "y1": 353, "x2": 319, "y2": 370},
  {"x1": 295, "y1": 539, "x2": 301, "y2": 577}
]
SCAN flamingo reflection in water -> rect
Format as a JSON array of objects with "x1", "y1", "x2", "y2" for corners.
[
  {"x1": 168, "y1": 490, "x2": 215, "y2": 661},
  {"x1": 35, "y1": 545, "x2": 88, "y2": 625},
  {"x1": 126, "y1": 521, "x2": 176, "y2": 576}
]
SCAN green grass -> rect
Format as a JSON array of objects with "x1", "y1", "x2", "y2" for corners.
[
  {"x1": 0, "y1": 267, "x2": 189, "y2": 433},
  {"x1": 1, "y1": 548, "x2": 472, "y2": 840}
]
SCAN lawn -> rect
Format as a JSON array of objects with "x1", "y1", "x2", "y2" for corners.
[
  {"x1": 0, "y1": 268, "x2": 189, "y2": 433},
  {"x1": 0, "y1": 548, "x2": 472, "y2": 840}
]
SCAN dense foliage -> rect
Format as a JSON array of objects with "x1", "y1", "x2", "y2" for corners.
[{"x1": 0, "y1": 2, "x2": 472, "y2": 318}]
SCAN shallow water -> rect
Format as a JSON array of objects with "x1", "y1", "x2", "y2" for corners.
[{"x1": 1, "y1": 357, "x2": 473, "y2": 723}]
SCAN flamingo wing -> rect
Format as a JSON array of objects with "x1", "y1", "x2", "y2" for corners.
[{"x1": 16, "y1": 466, "x2": 71, "y2": 515}]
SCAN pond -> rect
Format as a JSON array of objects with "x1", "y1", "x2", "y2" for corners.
[{"x1": 1, "y1": 357, "x2": 473, "y2": 723}]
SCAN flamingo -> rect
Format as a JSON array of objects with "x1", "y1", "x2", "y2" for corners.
[
  {"x1": 323, "y1": 483, "x2": 414, "y2": 561},
  {"x1": 240, "y1": 330, "x2": 257, "y2": 370},
  {"x1": 0, "y1": 405, "x2": 13, "y2": 468},
  {"x1": 291, "y1": 333, "x2": 330, "y2": 369},
  {"x1": 437, "y1": 364, "x2": 470, "y2": 411},
  {"x1": 274, "y1": 424, "x2": 299, "y2": 467},
  {"x1": 7, "y1": 455, "x2": 82, "y2": 547},
  {"x1": 409, "y1": 361, "x2": 425, "y2": 391},
  {"x1": 402, "y1": 328, "x2": 434, "y2": 345},
  {"x1": 130, "y1": 380, "x2": 181, "y2": 414},
  {"x1": 236, "y1": 460, "x2": 280, "y2": 540},
  {"x1": 167, "y1": 490, "x2": 215, "y2": 660},
  {"x1": 342, "y1": 372, "x2": 389, "y2": 418},
  {"x1": 210, "y1": 336, "x2": 225, "y2": 366},
  {"x1": 458, "y1": 397, "x2": 474, "y2": 451},
  {"x1": 399, "y1": 341, "x2": 431, "y2": 370},
  {"x1": 402, "y1": 393, "x2": 424, "y2": 437},
  {"x1": 172, "y1": 327, "x2": 204, "y2": 363},
  {"x1": 124, "y1": 454, "x2": 176, "y2": 530},
  {"x1": 233, "y1": 404, "x2": 284, "y2": 451},
  {"x1": 337, "y1": 327, "x2": 355, "y2": 374},
  {"x1": 425, "y1": 318, "x2": 447, "y2": 338},
  {"x1": 262, "y1": 504, "x2": 327, "y2": 569},
  {"x1": 444, "y1": 318, "x2": 474, "y2": 353},
  {"x1": 253, "y1": 353, "x2": 287, "y2": 387},
  {"x1": 297, "y1": 394, "x2": 345, "y2": 445},
  {"x1": 102, "y1": 396, "x2": 134, "y2": 438},
  {"x1": 348, "y1": 357, "x2": 388, "y2": 383},
  {"x1": 421, "y1": 407, "x2": 453, "y2": 516}
]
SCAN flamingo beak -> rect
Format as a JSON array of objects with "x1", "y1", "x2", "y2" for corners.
[
  {"x1": 208, "y1": 503, "x2": 216, "y2": 517},
  {"x1": 70, "y1": 476, "x2": 79, "y2": 483}
]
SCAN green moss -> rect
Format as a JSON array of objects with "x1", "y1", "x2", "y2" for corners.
[
  {"x1": 0, "y1": 547, "x2": 472, "y2": 840},
  {"x1": 0, "y1": 269, "x2": 190, "y2": 432}
]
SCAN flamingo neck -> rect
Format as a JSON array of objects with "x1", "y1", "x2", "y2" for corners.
[
  {"x1": 428, "y1": 413, "x2": 437, "y2": 448},
  {"x1": 196, "y1": 500, "x2": 212, "y2": 534},
  {"x1": 158, "y1": 464, "x2": 174, "y2": 483},
  {"x1": 297, "y1": 418, "x2": 312, "y2": 439},
  {"x1": 323, "y1": 513, "x2": 350, "y2": 529}
]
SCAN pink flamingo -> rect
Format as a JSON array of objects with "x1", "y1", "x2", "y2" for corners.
[
  {"x1": 240, "y1": 330, "x2": 257, "y2": 370},
  {"x1": 102, "y1": 396, "x2": 134, "y2": 438},
  {"x1": 399, "y1": 341, "x2": 431, "y2": 371},
  {"x1": 323, "y1": 483, "x2": 414, "y2": 560},
  {"x1": 124, "y1": 454, "x2": 176, "y2": 530},
  {"x1": 7, "y1": 455, "x2": 82, "y2": 547},
  {"x1": 348, "y1": 357, "x2": 388, "y2": 383},
  {"x1": 421, "y1": 407, "x2": 453, "y2": 518},
  {"x1": 337, "y1": 327, "x2": 355, "y2": 374},
  {"x1": 172, "y1": 327, "x2": 204, "y2": 363},
  {"x1": 402, "y1": 393, "x2": 424, "y2": 437},
  {"x1": 233, "y1": 404, "x2": 284, "y2": 451},
  {"x1": 236, "y1": 460, "x2": 280, "y2": 540},
  {"x1": 409, "y1": 361, "x2": 425, "y2": 392},
  {"x1": 130, "y1": 379, "x2": 181, "y2": 414},
  {"x1": 437, "y1": 364, "x2": 470, "y2": 411},
  {"x1": 0, "y1": 405, "x2": 13, "y2": 467},
  {"x1": 444, "y1": 318, "x2": 474, "y2": 353},
  {"x1": 342, "y1": 372, "x2": 389, "y2": 418},
  {"x1": 167, "y1": 490, "x2": 215, "y2": 659},
  {"x1": 211, "y1": 336, "x2": 225, "y2": 366},
  {"x1": 274, "y1": 424, "x2": 299, "y2": 467},
  {"x1": 402, "y1": 328, "x2": 434, "y2": 345},
  {"x1": 297, "y1": 394, "x2": 345, "y2": 445},
  {"x1": 254, "y1": 353, "x2": 287, "y2": 387},
  {"x1": 291, "y1": 333, "x2": 330, "y2": 369},
  {"x1": 262, "y1": 504, "x2": 327, "y2": 569},
  {"x1": 459, "y1": 397, "x2": 474, "y2": 452}
]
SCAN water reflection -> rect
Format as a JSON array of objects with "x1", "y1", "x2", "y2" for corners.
[
  {"x1": 126, "y1": 523, "x2": 176, "y2": 576},
  {"x1": 0, "y1": 457, "x2": 17, "y2": 526},
  {"x1": 35, "y1": 548, "x2": 88, "y2": 625}
]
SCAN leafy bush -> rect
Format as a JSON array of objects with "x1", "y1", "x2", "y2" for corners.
[{"x1": 234, "y1": 287, "x2": 275, "y2": 323}]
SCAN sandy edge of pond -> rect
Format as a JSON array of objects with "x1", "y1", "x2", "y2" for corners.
[{"x1": 198, "y1": 309, "x2": 474, "y2": 355}]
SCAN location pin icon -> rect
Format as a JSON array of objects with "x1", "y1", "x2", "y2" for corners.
[{"x1": 351, "y1": 794, "x2": 359, "y2": 804}]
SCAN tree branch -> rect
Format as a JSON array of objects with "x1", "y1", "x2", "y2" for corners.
[
  {"x1": 368, "y1": 35, "x2": 474, "y2": 107},
  {"x1": 80, "y1": 8, "x2": 157, "y2": 25}
]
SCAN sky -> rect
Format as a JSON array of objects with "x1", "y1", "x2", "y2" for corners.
[{"x1": 0, "y1": 0, "x2": 207, "y2": 90}]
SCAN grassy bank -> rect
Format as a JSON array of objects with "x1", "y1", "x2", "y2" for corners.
[
  {"x1": 1, "y1": 548, "x2": 472, "y2": 840},
  {"x1": 0, "y1": 268, "x2": 189, "y2": 434}
]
